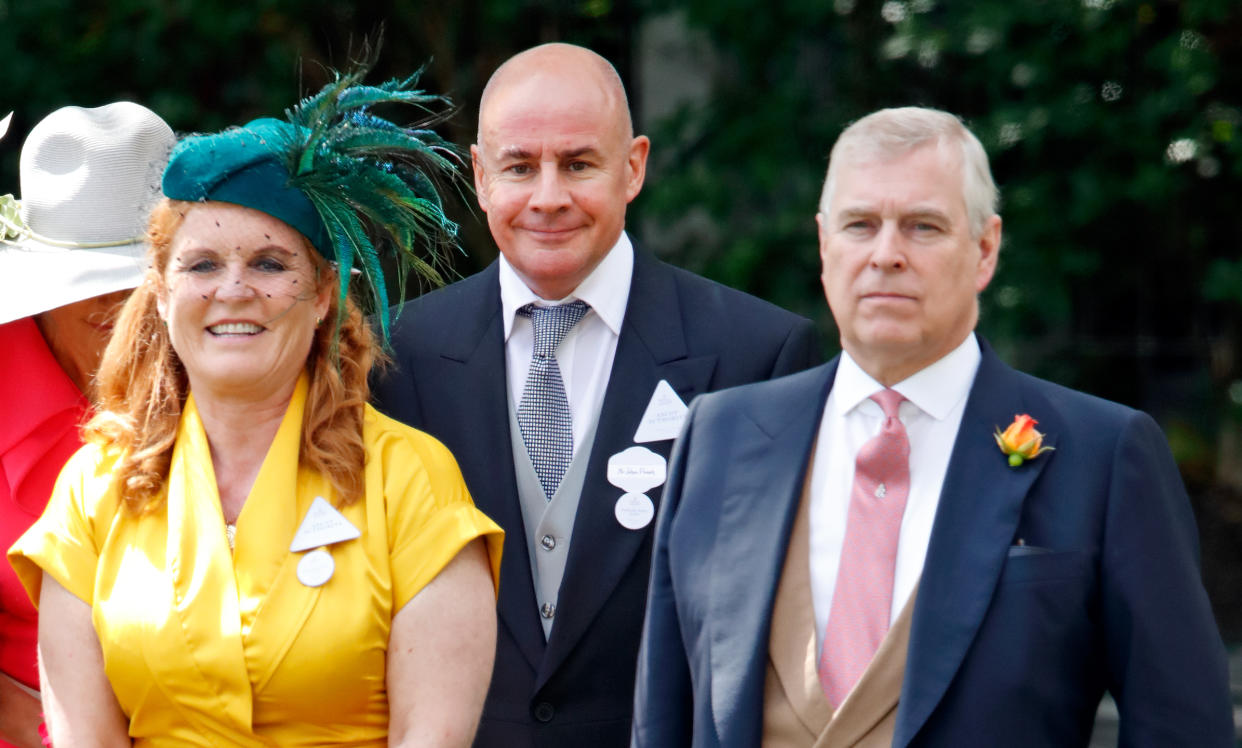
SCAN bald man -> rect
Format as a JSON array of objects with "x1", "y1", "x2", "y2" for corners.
[{"x1": 373, "y1": 44, "x2": 820, "y2": 747}]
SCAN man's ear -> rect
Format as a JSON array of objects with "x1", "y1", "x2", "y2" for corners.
[
  {"x1": 815, "y1": 212, "x2": 831, "y2": 263},
  {"x1": 816, "y1": 212, "x2": 836, "y2": 307},
  {"x1": 625, "y1": 135, "x2": 651, "y2": 203},
  {"x1": 471, "y1": 145, "x2": 489, "y2": 213},
  {"x1": 975, "y1": 214, "x2": 1002, "y2": 293}
]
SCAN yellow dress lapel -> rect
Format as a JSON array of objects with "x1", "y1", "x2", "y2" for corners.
[
  {"x1": 152, "y1": 374, "x2": 327, "y2": 742},
  {"x1": 159, "y1": 389, "x2": 254, "y2": 739},
  {"x1": 232, "y1": 374, "x2": 334, "y2": 692}
]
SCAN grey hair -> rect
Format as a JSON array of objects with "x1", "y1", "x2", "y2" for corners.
[{"x1": 818, "y1": 107, "x2": 998, "y2": 238}]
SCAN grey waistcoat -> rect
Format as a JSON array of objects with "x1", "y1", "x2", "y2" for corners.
[{"x1": 507, "y1": 388, "x2": 603, "y2": 639}]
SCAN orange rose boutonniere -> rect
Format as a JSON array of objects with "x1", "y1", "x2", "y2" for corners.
[{"x1": 994, "y1": 414, "x2": 1054, "y2": 467}]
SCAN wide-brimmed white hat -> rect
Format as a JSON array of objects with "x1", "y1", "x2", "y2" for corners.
[{"x1": 0, "y1": 102, "x2": 175, "y2": 323}]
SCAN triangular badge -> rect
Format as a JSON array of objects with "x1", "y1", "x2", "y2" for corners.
[
  {"x1": 289, "y1": 495, "x2": 361, "y2": 552},
  {"x1": 633, "y1": 379, "x2": 690, "y2": 443}
]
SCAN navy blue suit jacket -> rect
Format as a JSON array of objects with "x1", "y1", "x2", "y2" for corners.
[
  {"x1": 634, "y1": 343, "x2": 1233, "y2": 747},
  {"x1": 372, "y1": 249, "x2": 820, "y2": 747}
]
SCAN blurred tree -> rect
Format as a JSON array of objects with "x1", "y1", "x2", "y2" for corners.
[
  {"x1": 0, "y1": 0, "x2": 639, "y2": 280},
  {"x1": 638, "y1": 0, "x2": 1241, "y2": 404}
]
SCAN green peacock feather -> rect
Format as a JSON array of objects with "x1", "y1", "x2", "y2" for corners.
[{"x1": 280, "y1": 62, "x2": 465, "y2": 343}]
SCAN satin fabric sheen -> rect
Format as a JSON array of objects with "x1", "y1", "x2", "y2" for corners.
[{"x1": 11, "y1": 374, "x2": 502, "y2": 745}]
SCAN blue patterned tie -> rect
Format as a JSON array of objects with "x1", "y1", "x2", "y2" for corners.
[{"x1": 517, "y1": 301, "x2": 590, "y2": 500}]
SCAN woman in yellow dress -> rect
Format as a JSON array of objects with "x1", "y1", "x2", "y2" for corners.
[{"x1": 9, "y1": 66, "x2": 503, "y2": 746}]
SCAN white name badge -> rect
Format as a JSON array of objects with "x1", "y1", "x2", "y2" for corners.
[
  {"x1": 606, "y1": 446, "x2": 667, "y2": 494},
  {"x1": 297, "y1": 548, "x2": 335, "y2": 587},
  {"x1": 633, "y1": 380, "x2": 689, "y2": 443},
  {"x1": 614, "y1": 492, "x2": 655, "y2": 530},
  {"x1": 290, "y1": 496, "x2": 361, "y2": 552}
]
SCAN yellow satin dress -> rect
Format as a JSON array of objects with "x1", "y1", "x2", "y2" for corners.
[{"x1": 10, "y1": 375, "x2": 503, "y2": 746}]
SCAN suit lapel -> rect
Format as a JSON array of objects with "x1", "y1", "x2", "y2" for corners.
[
  {"x1": 538, "y1": 254, "x2": 715, "y2": 686},
  {"x1": 441, "y1": 265, "x2": 547, "y2": 671},
  {"x1": 894, "y1": 345, "x2": 1056, "y2": 745},
  {"x1": 709, "y1": 363, "x2": 836, "y2": 743}
]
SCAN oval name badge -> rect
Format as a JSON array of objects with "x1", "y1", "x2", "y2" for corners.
[
  {"x1": 606, "y1": 446, "x2": 667, "y2": 494},
  {"x1": 297, "y1": 548, "x2": 335, "y2": 587},
  {"x1": 614, "y1": 492, "x2": 655, "y2": 531}
]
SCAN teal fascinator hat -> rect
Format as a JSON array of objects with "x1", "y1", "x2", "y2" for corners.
[
  {"x1": 163, "y1": 119, "x2": 332, "y2": 257},
  {"x1": 162, "y1": 64, "x2": 463, "y2": 341}
]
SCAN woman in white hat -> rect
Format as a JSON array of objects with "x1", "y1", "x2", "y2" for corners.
[
  {"x1": 0, "y1": 102, "x2": 174, "y2": 748},
  {"x1": 11, "y1": 66, "x2": 502, "y2": 746}
]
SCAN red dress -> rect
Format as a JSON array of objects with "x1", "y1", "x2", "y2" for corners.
[{"x1": 0, "y1": 317, "x2": 87, "y2": 746}]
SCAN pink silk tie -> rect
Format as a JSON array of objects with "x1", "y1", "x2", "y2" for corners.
[{"x1": 818, "y1": 388, "x2": 910, "y2": 708}]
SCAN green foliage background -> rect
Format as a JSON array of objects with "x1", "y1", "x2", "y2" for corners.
[{"x1": 3, "y1": 0, "x2": 1241, "y2": 637}]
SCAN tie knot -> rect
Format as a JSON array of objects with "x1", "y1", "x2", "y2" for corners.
[
  {"x1": 869, "y1": 388, "x2": 905, "y2": 420},
  {"x1": 520, "y1": 301, "x2": 590, "y2": 357}
]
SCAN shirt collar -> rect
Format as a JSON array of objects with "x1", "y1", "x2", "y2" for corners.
[
  {"x1": 832, "y1": 332, "x2": 981, "y2": 420},
  {"x1": 498, "y1": 231, "x2": 634, "y2": 341}
]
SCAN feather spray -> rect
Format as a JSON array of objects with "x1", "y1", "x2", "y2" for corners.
[{"x1": 279, "y1": 63, "x2": 465, "y2": 342}]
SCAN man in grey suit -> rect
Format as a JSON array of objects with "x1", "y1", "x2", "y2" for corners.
[{"x1": 372, "y1": 43, "x2": 820, "y2": 747}]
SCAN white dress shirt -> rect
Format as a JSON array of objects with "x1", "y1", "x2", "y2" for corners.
[
  {"x1": 809, "y1": 333, "x2": 981, "y2": 655},
  {"x1": 499, "y1": 232, "x2": 633, "y2": 452}
]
